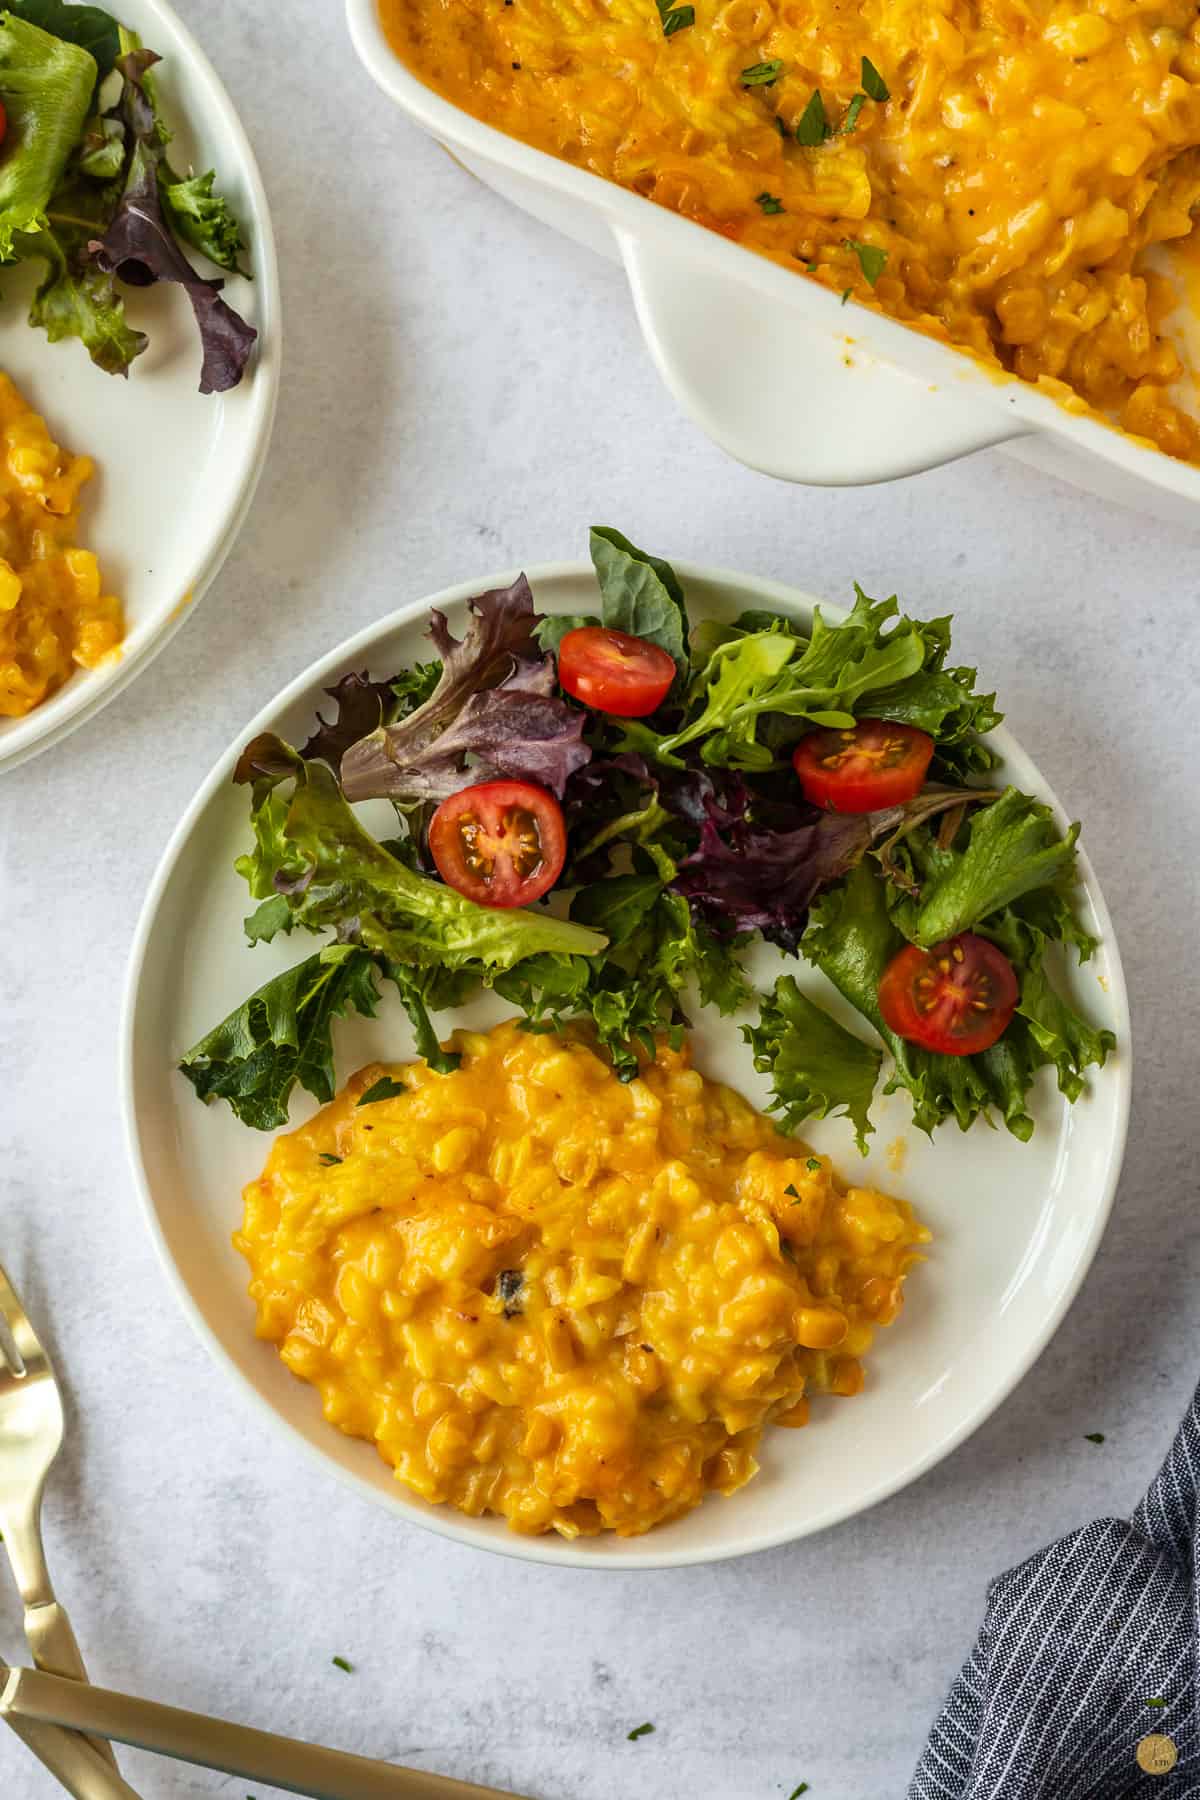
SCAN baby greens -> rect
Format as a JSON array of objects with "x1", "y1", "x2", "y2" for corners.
[
  {"x1": 181, "y1": 529, "x2": 1112, "y2": 1149},
  {"x1": 0, "y1": 9, "x2": 254, "y2": 387}
]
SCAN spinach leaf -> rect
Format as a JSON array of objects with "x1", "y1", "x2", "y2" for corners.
[
  {"x1": 5, "y1": 0, "x2": 119, "y2": 78},
  {"x1": 571, "y1": 870, "x2": 663, "y2": 945},
  {"x1": 589, "y1": 526, "x2": 690, "y2": 679}
]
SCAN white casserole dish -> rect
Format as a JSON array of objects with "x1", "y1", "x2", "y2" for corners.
[{"x1": 347, "y1": 0, "x2": 1200, "y2": 524}]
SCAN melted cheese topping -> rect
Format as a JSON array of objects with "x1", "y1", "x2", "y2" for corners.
[
  {"x1": 381, "y1": 0, "x2": 1200, "y2": 462},
  {"x1": 237, "y1": 1023, "x2": 927, "y2": 1538},
  {"x1": 0, "y1": 373, "x2": 123, "y2": 718}
]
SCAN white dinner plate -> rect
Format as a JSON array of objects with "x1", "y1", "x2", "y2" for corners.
[
  {"x1": 0, "y1": 0, "x2": 280, "y2": 774},
  {"x1": 121, "y1": 561, "x2": 1131, "y2": 1569}
]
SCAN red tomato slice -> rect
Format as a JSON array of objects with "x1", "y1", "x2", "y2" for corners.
[
  {"x1": 557, "y1": 626, "x2": 675, "y2": 718},
  {"x1": 429, "y1": 780, "x2": 566, "y2": 909},
  {"x1": 792, "y1": 718, "x2": 934, "y2": 813},
  {"x1": 878, "y1": 933, "x2": 1019, "y2": 1056}
]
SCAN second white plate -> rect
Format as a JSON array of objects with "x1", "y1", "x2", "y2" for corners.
[
  {"x1": 0, "y1": 0, "x2": 280, "y2": 773},
  {"x1": 121, "y1": 560, "x2": 1131, "y2": 1568}
]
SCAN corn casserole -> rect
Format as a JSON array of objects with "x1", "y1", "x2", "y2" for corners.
[
  {"x1": 0, "y1": 372, "x2": 122, "y2": 718},
  {"x1": 237, "y1": 1021, "x2": 927, "y2": 1538},
  {"x1": 381, "y1": 0, "x2": 1200, "y2": 463}
]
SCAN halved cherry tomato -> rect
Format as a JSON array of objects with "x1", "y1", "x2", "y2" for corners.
[
  {"x1": 429, "y1": 780, "x2": 566, "y2": 909},
  {"x1": 878, "y1": 932, "x2": 1019, "y2": 1057},
  {"x1": 557, "y1": 626, "x2": 675, "y2": 718},
  {"x1": 793, "y1": 719, "x2": 934, "y2": 813}
]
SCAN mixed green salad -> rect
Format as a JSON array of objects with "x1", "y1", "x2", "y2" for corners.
[
  {"x1": 0, "y1": 3, "x2": 253, "y2": 389},
  {"x1": 181, "y1": 529, "x2": 1114, "y2": 1150}
]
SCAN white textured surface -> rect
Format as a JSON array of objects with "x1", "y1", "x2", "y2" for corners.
[{"x1": 1, "y1": 1, "x2": 1199, "y2": 1795}]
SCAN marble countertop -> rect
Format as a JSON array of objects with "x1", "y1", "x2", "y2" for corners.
[{"x1": 4, "y1": 2, "x2": 1200, "y2": 1795}]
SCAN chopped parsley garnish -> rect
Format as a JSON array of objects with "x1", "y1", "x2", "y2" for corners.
[
  {"x1": 794, "y1": 89, "x2": 829, "y2": 146},
  {"x1": 806, "y1": 1156, "x2": 821, "y2": 1171},
  {"x1": 861, "y1": 56, "x2": 889, "y2": 100},
  {"x1": 756, "y1": 192, "x2": 785, "y2": 214},
  {"x1": 845, "y1": 238, "x2": 887, "y2": 285},
  {"x1": 317, "y1": 1152, "x2": 342, "y2": 1166},
  {"x1": 803, "y1": 260, "x2": 817, "y2": 271},
  {"x1": 795, "y1": 78, "x2": 885, "y2": 144},
  {"x1": 742, "y1": 59, "x2": 782, "y2": 85},
  {"x1": 627, "y1": 1722, "x2": 655, "y2": 1741},
  {"x1": 1084, "y1": 1431, "x2": 1105, "y2": 1444},
  {"x1": 788, "y1": 1787, "x2": 811, "y2": 1799},
  {"x1": 332, "y1": 1656, "x2": 353, "y2": 1673},
  {"x1": 656, "y1": 0, "x2": 694, "y2": 36},
  {"x1": 840, "y1": 288, "x2": 852, "y2": 304},
  {"x1": 356, "y1": 1076, "x2": 406, "y2": 1107},
  {"x1": 784, "y1": 1182, "x2": 800, "y2": 1200},
  {"x1": 1146, "y1": 1698, "x2": 1167, "y2": 1709}
]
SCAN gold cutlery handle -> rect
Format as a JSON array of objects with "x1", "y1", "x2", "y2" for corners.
[
  {"x1": 1, "y1": 1664, "x2": 532, "y2": 1800},
  {"x1": 4, "y1": 1716, "x2": 142, "y2": 1800},
  {"x1": 1, "y1": 1512, "x2": 120, "y2": 1770},
  {"x1": 23, "y1": 1598, "x2": 120, "y2": 1770}
]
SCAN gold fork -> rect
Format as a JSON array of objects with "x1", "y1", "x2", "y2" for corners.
[{"x1": 0, "y1": 1262, "x2": 126, "y2": 1784}]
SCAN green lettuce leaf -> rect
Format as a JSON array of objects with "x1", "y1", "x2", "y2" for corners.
[
  {"x1": 5, "y1": 0, "x2": 118, "y2": 76},
  {"x1": 491, "y1": 952, "x2": 594, "y2": 1030},
  {"x1": 532, "y1": 613, "x2": 596, "y2": 655},
  {"x1": 179, "y1": 945, "x2": 383, "y2": 1130},
  {"x1": 803, "y1": 862, "x2": 1015, "y2": 1136},
  {"x1": 19, "y1": 215, "x2": 146, "y2": 372},
  {"x1": 233, "y1": 733, "x2": 608, "y2": 970},
  {"x1": 911, "y1": 788, "x2": 1080, "y2": 946},
  {"x1": 0, "y1": 13, "x2": 98, "y2": 256},
  {"x1": 984, "y1": 908, "x2": 1114, "y2": 1104},
  {"x1": 380, "y1": 960, "x2": 479, "y2": 1075},
  {"x1": 744, "y1": 975, "x2": 883, "y2": 1154},
  {"x1": 628, "y1": 585, "x2": 1001, "y2": 773},
  {"x1": 159, "y1": 166, "x2": 247, "y2": 275},
  {"x1": 645, "y1": 629, "x2": 797, "y2": 768},
  {"x1": 803, "y1": 858, "x2": 1110, "y2": 1139},
  {"x1": 112, "y1": 20, "x2": 248, "y2": 273}
]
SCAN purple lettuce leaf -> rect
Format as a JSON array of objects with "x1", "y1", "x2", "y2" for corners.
[
  {"x1": 300, "y1": 671, "x2": 398, "y2": 770},
  {"x1": 341, "y1": 575, "x2": 590, "y2": 803},
  {"x1": 89, "y1": 50, "x2": 256, "y2": 394},
  {"x1": 674, "y1": 809, "x2": 873, "y2": 953},
  {"x1": 670, "y1": 780, "x2": 991, "y2": 953}
]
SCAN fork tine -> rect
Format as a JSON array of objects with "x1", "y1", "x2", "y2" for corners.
[{"x1": 0, "y1": 1263, "x2": 50, "y2": 1377}]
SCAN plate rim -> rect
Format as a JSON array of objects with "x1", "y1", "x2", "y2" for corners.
[
  {"x1": 0, "y1": 0, "x2": 283, "y2": 775},
  {"x1": 120, "y1": 558, "x2": 1133, "y2": 1569}
]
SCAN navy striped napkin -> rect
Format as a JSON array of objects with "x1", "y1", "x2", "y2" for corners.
[{"x1": 910, "y1": 1386, "x2": 1200, "y2": 1798}]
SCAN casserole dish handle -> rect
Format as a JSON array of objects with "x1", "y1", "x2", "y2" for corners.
[{"x1": 617, "y1": 230, "x2": 1030, "y2": 485}]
